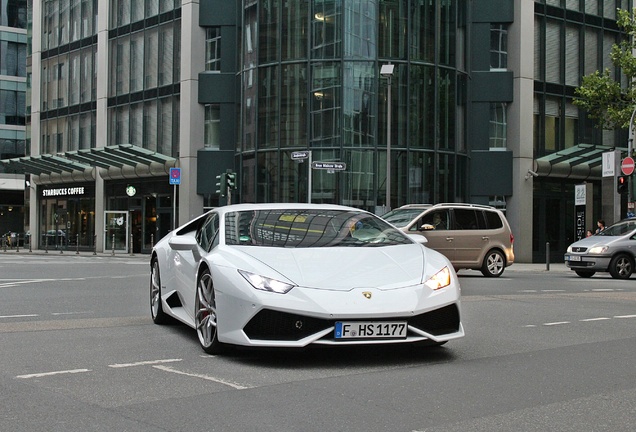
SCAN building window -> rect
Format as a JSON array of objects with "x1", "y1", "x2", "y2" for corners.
[
  {"x1": 204, "y1": 104, "x2": 220, "y2": 149},
  {"x1": 205, "y1": 28, "x2": 221, "y2": 72},
  {"x1": 0, "y1": 41, "x2": 27, "y2": 77},
  {"x1": 489, "y1": 103, "x2": 507, "y2": 149},
  {"x1": 490, "y1": 24, "x2": 507, "y2": 70}
]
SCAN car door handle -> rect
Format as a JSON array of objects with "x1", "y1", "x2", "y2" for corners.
[
  {"x1": 482, "y1": 236, "x2": 489, "y2": 241},
  {"x1": 446, "y1": 237, "x2": 454, "y2": 242}
]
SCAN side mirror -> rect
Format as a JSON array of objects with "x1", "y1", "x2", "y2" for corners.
[
  {"x1": 420, "y1": 224, "x2": 435, "y2": 231},
  {"x1": 407, "y1": 234, "x2": 428, "y2": 244},
  {"x1": 168, "y1": 235, "x2": 198, "y2": 251}
]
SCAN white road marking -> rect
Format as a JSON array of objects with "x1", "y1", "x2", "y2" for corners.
[
  {"x1": 50, "y1": 311, "x2": 93, "y2": 316},
  {"x1": 544, "y1": 321, "x2": 570, "y2": 326},
  {"x1": 580, "y1": 317, "x2": 611, "y2": 322},
  {"x1": 16, "y1": 369, "x2": 91, "y2": 379},
  {"x1": 542, "y1": 289, "x2": 565, "y2": 292},
  {"x1": 615, "y1": 314, "x2": 636, "y2": 319},
  {"x1": 0, "y1": 314, "x2": 38, "y2": 319},
  {"x1": 153, "y1": 365, "x2": 252, "y2": 390},
  {"x1": 108, "y1": 358, "x2": 182, "y2": 368}
]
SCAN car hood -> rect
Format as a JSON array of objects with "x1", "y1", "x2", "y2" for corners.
[
  {"x1": 234, "y1": 244, "x2": 428, "y2": 290},
  {"x1": 568, "y1": 235, "x2": 624, "y2": 249}
]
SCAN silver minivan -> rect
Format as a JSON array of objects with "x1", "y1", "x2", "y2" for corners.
[{"x1": 382, "y1": 203, "x2": 515, "y2": 277}]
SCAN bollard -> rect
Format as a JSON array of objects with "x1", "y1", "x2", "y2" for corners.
[
  {"x1": 546, "y1": 242, "x2": 550, "y2": 271},
  {"x1": 130, "y1": 233, "x2": 134, "y2": 256},
  {"x1": 93, "y1": 234, "x2": 97, "y2": 255},
  {"x1": 28, "y1": 234, "x2": 32, "y2": 253},
  {"x1": 150, "y1": 234, "x2": 154, "y2": 250},
  {"x1": 3, "y1": 235, "x2": 6, "y2": 253},
  {"x1": 45, "y1": 234, "x2": 48, "y2": 253},
  {"x1": 112, "y1": 234, "x2": 115, "y2": 256},
  {"x1": 76, "y1": 234, "x2": 80, "y2": 255},
  {"x1": 16, "y1": 234, "x2": 19, "y2": 253}
]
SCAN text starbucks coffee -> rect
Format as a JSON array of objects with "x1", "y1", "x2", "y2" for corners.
[{"x1": 42, "y1": 187, "x2": 86, "y2": 197}]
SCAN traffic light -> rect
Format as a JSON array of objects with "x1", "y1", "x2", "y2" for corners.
[
  {"x1": 617, "y1": 175, "x2": 628, "y2": 194},
  {"x1": 215, "y1": 173, "x2": 227, "y2": 197},
  {"x1": 226, "y1": 171, "x2": 237, "y2": 190}
]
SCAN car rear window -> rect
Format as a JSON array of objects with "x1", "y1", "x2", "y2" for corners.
[{"x1": 484, "y1": 210, "x2": 503, "y2": 229}]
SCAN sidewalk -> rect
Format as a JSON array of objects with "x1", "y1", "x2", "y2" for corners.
[
  {"x1": 0, "y1": 247, "x2": 149, "y2": 260},
  {"x1": 2, "y1": 247, "x2": 568, "y2": 271},
  {"x1": 506, "y1": 262, "x2": 569, "y2": 272}
]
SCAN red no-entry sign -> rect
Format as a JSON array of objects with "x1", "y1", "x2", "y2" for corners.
[{"x1": 621, "y1": 157, "x2": 635, "y2": 176}]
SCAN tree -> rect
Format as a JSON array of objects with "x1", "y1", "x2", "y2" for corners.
[{"x1": 574, "y1": 9, "x2": 636, "y2": 130}]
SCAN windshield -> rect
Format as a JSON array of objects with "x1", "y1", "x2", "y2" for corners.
[
  {"x1": 225, "y1": 209, "x2": 412, "y2": 247},
  {"x1": 381, "y1": 208, "x2": 428, "y2": 227},
  {"x1": 598, "y1": 220, "x2": 636, "y2": 236}
]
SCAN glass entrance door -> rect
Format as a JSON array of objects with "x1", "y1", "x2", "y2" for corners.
[{"x1": 104, "y1": 211, "x2": 128, "y2": 253}]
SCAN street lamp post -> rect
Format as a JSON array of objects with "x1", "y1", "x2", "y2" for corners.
[{"x1": 380, "y1": 63, "x2": 395, "y2": 212}]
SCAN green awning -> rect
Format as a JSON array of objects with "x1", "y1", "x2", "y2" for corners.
[
  {"x1": 534, "y1": 144, "x2": 626, "y2": 180},
  {"x1": 0, "y1": 144, "x2": 177, "y2": 176}
]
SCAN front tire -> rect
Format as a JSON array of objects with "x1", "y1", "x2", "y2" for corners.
[
  {"x1": 481, "y1": 249, "x2": 505, "y2": 277},
  {"x1": 609, "y1": 254, "x2": 633, "y2": 279},
  {"x1": 195, "y1": 268, "x2": 226, "y2": 354},
  {"x1": 150, "y1": 259, "x2": 169, "y2": 324}
]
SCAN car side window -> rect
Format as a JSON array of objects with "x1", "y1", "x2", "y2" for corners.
[
  {"x1": 196, "y1": 213, "x2": 219, "y2": 252},
  {"x1": 452, "y1": 209, "x2": 480, "y2": 230},
  {"x1": 421, "y1": 210, "x2": 449, "y2": 230}
]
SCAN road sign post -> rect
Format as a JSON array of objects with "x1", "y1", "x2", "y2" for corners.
[{"x1": 169, "y1": 168, "x2": 181, "y2": 230}]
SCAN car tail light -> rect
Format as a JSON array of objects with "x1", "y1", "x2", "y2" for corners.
[{"x1": 510, "y1": 233, "x2": 514, "y2": 244}]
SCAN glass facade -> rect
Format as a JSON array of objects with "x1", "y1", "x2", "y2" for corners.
[
  {"x1": 107, "y1": 6, "x2": 181, "y2": 157},
  {"x1": 40, "y1": 0, "x2": 97, "y2": 154},
  {"x1": 533, "y1": 0, "x2": 631, "y2": 261},
  {"x1": 237, "y1": 0, "x2": 468, "y2": 211}
]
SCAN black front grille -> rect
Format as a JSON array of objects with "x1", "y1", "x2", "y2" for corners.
[
  {"x1": 243, "y1": 304, "x2": 461, "y2": 341},
  {"x1": 243, "y1": 310, "x2": 332, "y2": 341},
  {"x1": 572, "y1": 247, "x2": 587, "y2": 253},
  {"x1": 408, "y1": 304, "x2": 461, "y2": 336}
]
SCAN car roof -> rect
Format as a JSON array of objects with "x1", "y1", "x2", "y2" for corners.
[
  {"x1": 395, "y1": 203, "x2": 500, "y2": 211},
  {"x1": 210, "y1": 203, "x2": 367, "y2": 216}
]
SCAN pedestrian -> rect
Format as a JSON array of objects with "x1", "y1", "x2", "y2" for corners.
[
  {"x1": 595, "y1": 219, "x2": 606, "y2": 234},
  {"x1": 586, "y1": 229, "x2": 593, "y2": 237}
]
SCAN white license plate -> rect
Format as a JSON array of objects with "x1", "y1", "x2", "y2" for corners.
[
  {"x1": 334, "y1": 321, "x2": 407, "y2": 339},
  {"x1": 567, "y1": 255, "x2": 581, "y2": 261}
]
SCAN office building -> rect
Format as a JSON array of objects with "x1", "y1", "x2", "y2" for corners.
[
  {"x1": 0, "y1": 0, "x2": 632, "y2": 262},
  {"x1": 0, "y1": 0, "x2": 27, "y2": 240}
]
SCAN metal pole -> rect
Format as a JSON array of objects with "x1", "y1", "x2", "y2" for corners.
[
  {"x1": 628, "y1": 108, "x2": 636, "y2": 203},
  {"x1": 386, "y1": 74, "x2": 392, "y2": 211},
  {"x1": 45, "y1": 233, "x2": 48, "y2": 253},
  {"x1": 112, "y1": 234, "x2": 115, "y2": 256},
  {"x1": 151, "y1": 233, "x2": 154, "y2": 250},
  {"x1": 28, "y1": 234, "x2": 32, "y2": 253},
  {"x1": 172, "y1": 184, "x2": 176, "y2": 231},
  {"x1": 76, "y1": 234, "x2": 80, "y2": 255},
  {"x1": 93, "y1": 234, "x2": 97, "y2": 255},
  {"x1": 130, "y1": 232, "x2": 134, "y2": 256},
  {"x1": 546, "y1": 242, "x2": 551, "y2": 271},
  {"x1": 308, "y1": 151, "x2": 313, "y2": 204},
  {"x1": 16, "y1": 234, "x2": 19, "y2": 253}
]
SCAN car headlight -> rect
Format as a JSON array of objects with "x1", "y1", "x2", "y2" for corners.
[
  {"x1": 588, "y1": 246, "x2": 608, "y2": 254},
  {"x1": 566, "y1": 246, "x2": 572, "y2": 253},
  {"x1": 425, "y1": 267, "x2": 452, "y2": 290},
  {"x1": 238, "y1": 270, "x2": 295, "y2": 294}
]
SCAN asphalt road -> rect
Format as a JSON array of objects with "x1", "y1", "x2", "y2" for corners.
[{"x1": 1, "y1": 253, "x2": 635, "y2": 432}]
